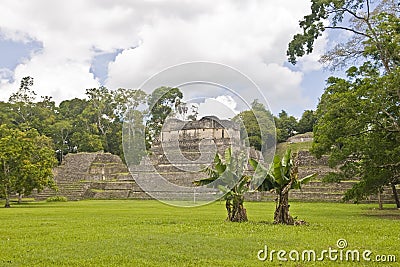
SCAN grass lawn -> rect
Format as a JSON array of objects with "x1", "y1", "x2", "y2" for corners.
[{"x1": 0, "y1": 200, "x2": 398, "y2": 266}]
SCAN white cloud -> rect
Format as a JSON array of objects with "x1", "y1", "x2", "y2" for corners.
[
  {"x1": 297, "y1": 31, "x2": 329, "y2": 73},
  {"x1": 0, "y1": 0, "x2": 328, "y2": 115},
  {"x1": 0, "y1": 68, "x2": 13, "y2": 80},
  {"x1": 197, "y1": 95, "x2": 239, "y2": 120},
  {"x1": 0, "y1": 0, "x2": 144, "y2": 101},
  {"x1": 106, "y1": 0, "x2": 325, "y2": 114}
]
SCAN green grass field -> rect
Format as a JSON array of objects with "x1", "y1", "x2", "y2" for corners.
[{"x1": 0, "y1": 200, "x2": 398, "y2": 266}]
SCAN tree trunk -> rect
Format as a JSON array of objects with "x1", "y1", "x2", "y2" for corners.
[
  {"x1": 378, "y1": 191, "x2": 383, "y2": 210},
  {"x1": 226, "y1": 196, "x2": 248, "y2": 222},
  {"x1": 4, "y1": 191, "x2": 10, "y2": 208},
  {"x1": 3, "y1": 161, "x2": 11, "y2": 208},
  {"x1": 274, "y1": 191, "x2": 294, "y2": 225},
  {"x1": 391, "y1": 183, "x2": 400, "y2": 209},
  {"x1": 226, "y1": 200, "x2": 231, "y2": 220},
  {"x1": 3, "y1": 184, "x2": 11, "y2": 208},
  {"x1": 5, "y1": 197, "x2": 10, "y2": 208},
  {"x1": 18, "y1": 193, "x2": 23, "y2": 204}
]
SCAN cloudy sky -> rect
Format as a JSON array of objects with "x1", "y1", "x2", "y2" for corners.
[{"x1": 0, "y1": 0, "x2": 333, "y2": 118}]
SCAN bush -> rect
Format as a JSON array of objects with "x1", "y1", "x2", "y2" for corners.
[
  {"x1": 322, "y1": 172, "x2": 343, "y2": 183},
  {"x1": 46, "y1": 196, "x2": 68, "y2": 202}
]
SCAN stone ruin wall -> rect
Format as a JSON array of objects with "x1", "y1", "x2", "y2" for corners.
[
  {"x1": 33, "y1": 152, "x2": 150, "y2": 201},
  {"x1": 34, "y1": 150, "x2": 398, "y2": 204},
  {"x1": 33, "y1": 117, "x2": 398, "y2": 204}
]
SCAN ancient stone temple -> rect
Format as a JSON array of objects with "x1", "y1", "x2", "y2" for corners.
[
  {"x1": 34, "y1": 116, "x2": 243, "y2": 201},
  {"x1": 160, "y1": 116, "x2": 240, "y2": 144},
  {"x1": 131, "y1": 116, "x2": 245, "y2": 202},
  {"x1": 32, "y1": 116, "x2": 398, "y2": 203},
  {"x1": 150, "y1": 116, "x2": 241, "y2": 182}
]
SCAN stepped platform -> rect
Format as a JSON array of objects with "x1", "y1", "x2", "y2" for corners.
[
  {"x1": 29, "y1": 148, "x2": 399, "y2": 204},
  {"x1": 32, "y1": 152, "x2": 148, "y2": 201},
  {"x1": 245, "y1": 181, "x2": 397, "y2": 203}
]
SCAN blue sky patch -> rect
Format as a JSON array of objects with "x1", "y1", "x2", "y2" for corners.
[
  {"x1": 0, "y1": 38, "x2": 43, "y2": 69},
  {"x1": 0, "y1": 38, "x2": 43, "y2": 82},
  {"x1": 90, "y1": 49, "x2": 124, "y2": 85}
]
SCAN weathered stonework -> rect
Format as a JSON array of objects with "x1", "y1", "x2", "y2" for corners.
[
  {"x1": 33, "y1": 152, "x2": 149, "y2": 201},
  {"x1": 32, "y1": 117, "x2": 398, "y2": 204},
  {"x1": 144, "y1": 116, "x2": 244, "y2": 189},
  {"x1": 161, "y1": 116, "x2": 240, "y2": 143}
]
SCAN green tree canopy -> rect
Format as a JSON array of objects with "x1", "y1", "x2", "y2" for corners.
[
  {"x1": 146, "y1": 86, "x2": 183, "y2": 147},
  {"x1": 287, "y1": 0, "x2": 399, "y2": 72},
  {"x1": 53, "y1": 87, "x2": 146, "y2": 161},
  {"x1": 0, "y1": 125, "x2": 57, "y2": 207},
  {"x1": 274, "y1": 110, "x2": 298, "y2": 142},
  {"x1": 233, "y1": 100, "x2": 276, "y2": 153},
  {"x1": 289, "y1": 0, "x2": 400, "y2": 207},
  {"x1": 296, "y1": 110, "x2": 317, "y2": 134},
  {"x1": 312, "y1": 65, "x2": 400, "y2": 206}
]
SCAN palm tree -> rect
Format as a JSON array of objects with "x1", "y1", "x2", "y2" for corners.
[
  {"x1": 249, "y1": 149, "x2": 316, "y2": 224},
  {"x1": 194, "y1": 147, "x2": 250, "y2": 222}
]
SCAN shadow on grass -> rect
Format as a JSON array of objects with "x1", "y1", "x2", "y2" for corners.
[
  {"x1": 363, "y1": 208, "x2": 400, "y2": 220},
  {"x1": 248, "y1": 220, "x2": 310, "y2": 226},
  {"x1": 0, "y1": 200, "x2": 71, "y2": 208},
  {"x1": 250, "y1": 220, "x2": 274, "y2": 225}
]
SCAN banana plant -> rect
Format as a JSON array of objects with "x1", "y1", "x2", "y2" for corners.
[
  {"x1": 249, "y1": 149, "x2": 316, "y2": 224},
  {"x1": 194, "y1": 147, "x2": 250, "y2": 222}
]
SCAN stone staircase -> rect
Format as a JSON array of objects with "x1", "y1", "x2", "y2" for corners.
[
  {"x1": 245, "y1": 151, "x2": 397, "y2": 203},
  {"x1": 246, "y1": 181, "x2": 397, "y2": 203},
  {"x1": 31, "y1": 149, "x2": 398, "y2": 204},
  {"x1": 32, "y1": 152, "x2": 149, "y2": 201},
  {"x1": 34, "y1": 180, "x2": 91, "y2": 201},
  {"x1": 33, "y1": 153, "x2": 96, "y2": 200}
]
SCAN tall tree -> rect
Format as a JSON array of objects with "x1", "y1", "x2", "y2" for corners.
[
  {"x1": 0, "y1": 125, "x2": 57, "y2": 207},
  {"x1": 8, "y1": 76, "x2": 37, "y2": 130},
  {"x1": 122, "y1": 109, "x2": 147, "y2": 165},
  {"x1": 146, "y1": 86, "x2": 183, "y2": 147},
  {"x1": 8, "y1": 77, "x2": 56, "y2": 135},
  {"x1": 81, "y1": 87, "x2": 147, "y2": 157},
  {"x1": 288, "y1": 0, "x2": 400, "y2": 207},
  {"x1": 56, "y1": 98, "x2": 89, "y2": 155},
  {"x1": 50, "y1": 120, "x2": 73, "y2": 163},
  {"x1": 109, "y1": 88, "x2": 147, "y2": 158},
  {"x1": 312, "y1": 65, "x2": 400, "y2": 207},
  {"x1": 51, "y1": 89, "x2": 147, "y2": 160},
  {"x1": 83, "y1": 87, "x2": 115, "y2": 152},
  {"x1": 30, "y1": 96, "x2": 57, "y2": 136},
  {"x1": 233, "y1": 100, "x2": 275, "y2": 154},
  {"x1": 274, "y1": 110, "x2": 298, "y2": 142},
  {"x1": 296, "y1": 110, "x2": 317, "y2": 134}
]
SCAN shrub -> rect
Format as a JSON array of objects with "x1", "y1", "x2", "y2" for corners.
[
  {"x1": 322, "y1": 172, "x2": 343, "y2": 183},
  {"x1": 46, "y1": 196, "x2": 68, "y2": 202}
]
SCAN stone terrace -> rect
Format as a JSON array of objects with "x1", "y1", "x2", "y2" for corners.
[
  {"x1": 33, "y1": 152, "x2": 149, "y2": 201},
  {"x1": 32, "y1": 149, "x2": 398, "y2": 204}
]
